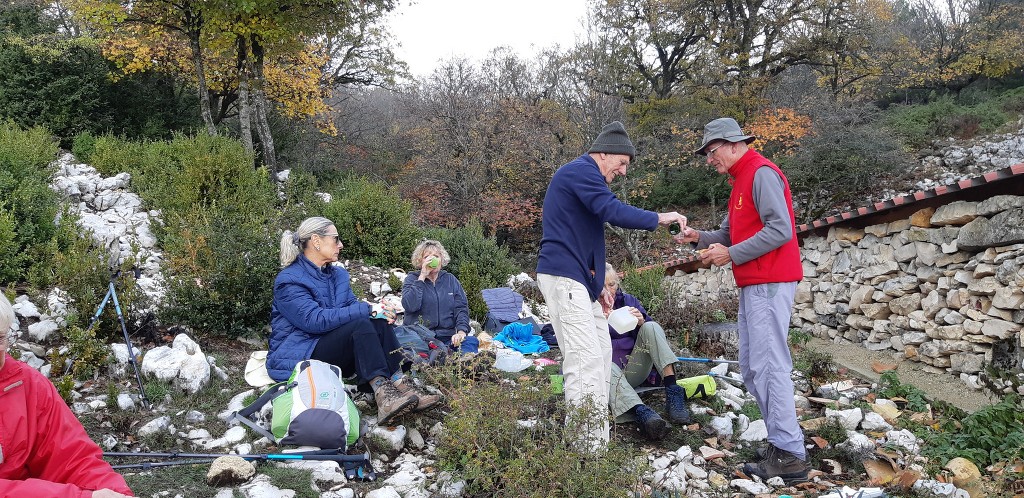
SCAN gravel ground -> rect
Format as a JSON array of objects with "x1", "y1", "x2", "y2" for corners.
[{"x1": 805, "y1": 336, "x2": 997, "y2": 413}]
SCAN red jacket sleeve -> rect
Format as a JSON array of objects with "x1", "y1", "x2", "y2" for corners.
[
  {"x1": 0, "y1": 477, "x2": 93, "y2": 498},
  {"x1": 16, "y1": 368, "x2": 133, "y2": 496}
]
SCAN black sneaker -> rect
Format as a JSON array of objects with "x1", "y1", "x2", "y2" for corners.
[
  {"x1": 635, "y1": 404, "x2": 668, "y2": 440},
  {"x1": 742, "y1": 446, "x2": 810, "y2": 485}
]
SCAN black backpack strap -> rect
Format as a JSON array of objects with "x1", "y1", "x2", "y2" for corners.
[{"x1": 231, "y1": 382, "x2": 292, "y2": 442}]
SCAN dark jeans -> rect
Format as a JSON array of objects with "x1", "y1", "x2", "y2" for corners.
[{"x1": 311, "y1": 318, "x2": 403, "y2": 390}]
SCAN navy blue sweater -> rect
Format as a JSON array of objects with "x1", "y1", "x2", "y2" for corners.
[
  {"x1": 537, "y1": 154, "x2": 659, "y2": 300},
  {"x1": 401, "y1": 270, "x2": 470, "y2": 342}
]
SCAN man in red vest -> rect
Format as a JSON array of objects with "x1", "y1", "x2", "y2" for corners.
[{"x1": 675, "y1": 117, "x2": 809, "y2": 484}]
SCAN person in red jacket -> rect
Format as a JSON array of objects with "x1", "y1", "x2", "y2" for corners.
[
  {"x1": 0, "y1": 293, "x2": 133, "y2": 498},
  {"x1": 675, "y1": 117, "x2": 809, "y2": 484}
]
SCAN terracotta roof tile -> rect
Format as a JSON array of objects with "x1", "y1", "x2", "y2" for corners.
[{"x1": 659, "y1": 162, "x2": 1024, "y2": 276}]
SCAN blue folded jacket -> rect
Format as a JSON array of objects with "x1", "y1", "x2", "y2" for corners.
[{"x1": 494, "y1": 322, "x2": 549, "y2": 354}]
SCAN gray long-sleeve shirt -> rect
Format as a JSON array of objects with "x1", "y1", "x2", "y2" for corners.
[{"x1": 695, "y1": 167, "x2": 793, "y2": 265}]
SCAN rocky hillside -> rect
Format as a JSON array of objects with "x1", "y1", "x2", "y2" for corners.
[{"x1": 7, "y1": 124, "x2": 1024, "y2": 496}]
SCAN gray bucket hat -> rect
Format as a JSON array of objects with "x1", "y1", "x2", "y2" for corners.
[{"x1": 695, "y1": 117, "x2": 756, "y2": 155}]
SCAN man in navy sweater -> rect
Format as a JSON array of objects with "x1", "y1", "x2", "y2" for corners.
[{"x1": 536, "y1": 121, "x2": 688, "y2": 449}]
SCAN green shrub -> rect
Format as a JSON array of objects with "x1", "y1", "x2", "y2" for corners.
[
  {"x1": 883, "y1": 95, "x2": 1011, "y2": 148},
  {"x1": 793, "y1": 349, "x2": 838, "y2": 383},
  {"x1": 278, "y1": 169, "x2": 326, "y2": 229},
  {"x1": 387, "y1": 273, "x2": 402, "y2": 293},
  {"x1": 0, "y1": 25, "x2": 199, "y2": 146},
  {"x1": 47, "y1": 323, "x2": 110, "y2": 404},
  {"x1": 457, "y1": 261, "x2": 489, "y2": 322},
  {"x1": 89, "y1": 134, "x2": 280, "y2": 336},
  {"x1": 920, "y1": 394, "x2": 1024, "y2": 468},
  {"x1": 0, "y1": 120, "x2": 59, "y2": 284},
  {"x1": 426, "y1": 364, "x2": 647, "y2": 496},
  {"x1": 321, "y1": 178, "x2": 421, "y2": 268},
  {"x1": 816, "y1": 417, "x2": 849, "y2": 445},
  {"x1": 876, "y1": 371, "x2": 930, "y2": 412},
  {"x1": 426, "y1": 219, "x2": 519, "y2": 289},
  {"x1": 71, "y1": 131, "x2": 98, "y2": 163},
  {"x1": 160, "y1": 207, "x2": 279, "y2": 336},
  {"x1": 620, "y1": 266, "x2": 666, "y2": 316}
]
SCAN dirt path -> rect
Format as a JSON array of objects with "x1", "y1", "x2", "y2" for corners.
[{"x1": 805, "y1": 337, "x2": 997, "y2": 413}]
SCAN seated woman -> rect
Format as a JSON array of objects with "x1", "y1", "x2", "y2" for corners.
[
  {"x1": 603, "y1": 263, "x2": 690, "y2": 440},
  {"x1": 400, "y1": 239, "x2": 479, "y2": 353},
  {"x1": 269, "y1": 216, "x2": 439, "y2": 425},
  {"x1": 0, "y1": 293, "x2": 133, "y2": 498}
]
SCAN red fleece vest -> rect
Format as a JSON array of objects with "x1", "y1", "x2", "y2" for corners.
[{"x1": 727, "y1": 150, "x2": 803, "y2": 287}]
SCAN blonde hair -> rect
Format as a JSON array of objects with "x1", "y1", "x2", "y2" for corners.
[
  {"x1": 604, "y1": 263, "x2": 620, "y2": 286},
  {"x1": 0, "y1": 292, "x2": 14, "y2": 337},
  {"x1": 411, "y1": 239, "x2": 451, "y2": 268},
  {"x1": 280, "y1": 216, "x2": 335, "y2": 267}
]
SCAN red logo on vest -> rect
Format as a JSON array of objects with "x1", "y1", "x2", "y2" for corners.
[{"x1": 734, "y1": 193, "x2": 744, "y2": 210}]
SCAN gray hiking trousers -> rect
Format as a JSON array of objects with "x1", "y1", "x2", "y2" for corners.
[{"x1": 738, "y1": 281, "x2": 805, "y2": 460}]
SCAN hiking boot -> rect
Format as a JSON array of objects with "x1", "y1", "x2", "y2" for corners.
[
  {"x1": 742, "y1": 446, "x2": 810, "y2": 485},
  {"x1": 373, "y1": 379, "x2": 418, "y2": 425},
  {"x1": 394, "y1": 377, "x2": 442, "y2": 412},
  {"x1": 754, "y1": 443, "x2": 779, "y2": 461},
  {"x1": 664, "y1": 383, "x2": 692, "y2": 424},
  {"x1": 635, "y1": 405, "x2": 669, "y2": 440}
]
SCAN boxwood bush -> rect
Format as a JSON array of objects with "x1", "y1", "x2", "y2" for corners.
[
  {"x1": 0, "y1": 120, "x2": 59, "y2": 285},
  {"x1": 88, "y1": 134, "x2": 280, "y2": 336},
  {"x1": 321, "y1": 178, "x2": 421, "y2": 269}
]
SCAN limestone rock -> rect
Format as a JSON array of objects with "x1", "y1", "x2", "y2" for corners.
[
  {"x1": 931, "y1": 201, "x2": 978, "y2": 226},
  {"x1": 977, "y1": 195, "x2": 1024, "y2": 216},
  {"x1": 207, "y1": 456, "x2": 256, "y2": 487},
  {"x1": 910, "y1": 207, "x2": 936, "y2": 227},
  {"x1": 960, "y1": 208, "x2": 1024, "y2": 250}
]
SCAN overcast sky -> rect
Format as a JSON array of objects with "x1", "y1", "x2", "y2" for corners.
[{"x1": 387, "y1": 0, "x2": 590, "y2": 78}]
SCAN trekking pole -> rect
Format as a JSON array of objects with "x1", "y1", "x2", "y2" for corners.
[
  {"x1": 86, "y1": 269, "x2": 151, "y2": 409},
  {"x1": 708, "y1": 372, "x2": 745, "y2": 385},
  {"x1": 677, "y1": 356, "x2": 739, "y2": 365},
  {"x1": 111, "y1": 459, "x2": 215, "y2": 470},
  {"x1": 107, "y1": 451, "x2": 377, "y2": 480},
  {"x1": 103, "y1": 449, "x2": 371, "y2": 464}
]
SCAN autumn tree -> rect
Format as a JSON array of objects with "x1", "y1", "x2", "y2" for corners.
[
  {"x1": 70, "y1": 0, "x2": 401, "y2": 171},
  {"x1": 586, "y1": 0, "x2": 712, "y2": 100},
  {"x1": 400, "y1": 51, "x2": 579, "y2": 248},
  {"x1": 889, "y1": 0, "x2": 1024, "y2": 95}
]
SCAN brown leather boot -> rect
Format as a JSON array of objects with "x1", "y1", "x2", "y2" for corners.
[
  {"x1": 742, "y1": 446, "x2": 810, "y2": 485},
  {"x1": 394, "y1": 377, "x2": 442, "y2": 412},
  {"x1": 372, "y1": 378, "x2": 418, "y2": 425}
]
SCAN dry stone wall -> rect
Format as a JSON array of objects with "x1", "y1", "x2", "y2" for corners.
[{"x1": 667, "y1": 195, "x2": 1024, "y2": 393}]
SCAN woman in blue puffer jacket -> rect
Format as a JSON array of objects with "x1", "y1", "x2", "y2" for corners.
[{"x1": 268, "y1": 216, "x2": 439, "y2": 424}]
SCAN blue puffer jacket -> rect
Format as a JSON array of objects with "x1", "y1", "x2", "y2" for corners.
[{"x1": 268, "y1": 255, "x2": 371, "y2": 381}]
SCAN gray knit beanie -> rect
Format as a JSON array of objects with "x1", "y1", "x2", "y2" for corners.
[{"x1": 588, "y1": 121, "x2": 636, "y2": 159}]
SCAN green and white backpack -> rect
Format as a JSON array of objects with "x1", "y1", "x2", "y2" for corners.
[{"x1": 234, "y1": 359, "x2": 361, "y2": 449}]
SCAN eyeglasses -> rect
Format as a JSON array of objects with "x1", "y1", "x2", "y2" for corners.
[
  {"x1": 706, "y1": 142, "x2": 728, "y2": 158},
  {"x1": 319, "y1": 233, "x2": 341, "y2": 244}
]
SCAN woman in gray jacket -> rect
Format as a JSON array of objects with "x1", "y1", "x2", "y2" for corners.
[{"x1": 401, "y1": 240, "x2": 478, "y2": 352}]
